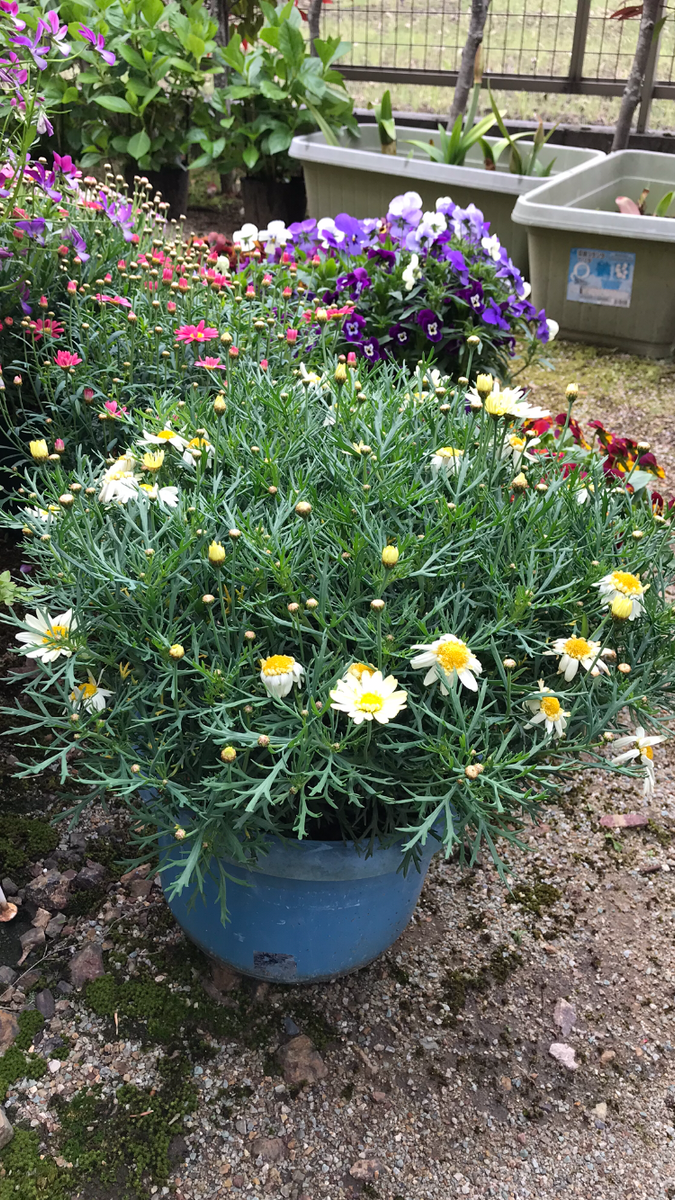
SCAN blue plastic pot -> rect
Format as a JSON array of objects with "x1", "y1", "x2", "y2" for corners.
[{"x1": 160, "y1": 832, "x2": 442, "y2": 983}]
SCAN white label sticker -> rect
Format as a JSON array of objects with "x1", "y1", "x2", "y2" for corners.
[{"x1": 566, "y1": 248, "x2": 635, "y2": 307}]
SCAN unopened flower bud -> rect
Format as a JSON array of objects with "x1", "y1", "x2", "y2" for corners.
[
  {"x1": 611, "y1": 595, "x2": 633, "y2": 621},
  {"x1": 467, "y1": 335, "x2": 480, "y2": 347},
  {"x1": 637, "y1": 441, "x2": 650, "y2": 452},
  {"x1": 370, "y1": 598, "x2": 385, "y2": 612},
  {"x1": 268, "y1": 486, "x2": 278, "y2": 495},
  {"x1": 287, "y1": 602, "x2": 300, "y2": 614},
  {"x1": 295, "y1": 501, "x2": 312, "y2": 519},
  {"x1": 381, "y1": 545, "x2": 400, "y2": 568},
  {"x1": 169, "y1": 643, "x2": 185, "y2": 659},
  {"x1": 503, "y1": 658, "x2": 516, "y2": 670},
  {"x1": 632, "y1": 529, "x2": 644, "y2": 540},
  {"x1": 220, "y1": 745, "x2": 237, "y2": 763},
  {"x1": 131, "y1": 763, "x2": 141, "y2": 773},
  {"x1": 512, "y1": 472, "x2": 529, "y2": 493},
  {"x1": 475, "y1": 373, "x2": 493, "y2": 397},
  {"x1": 174, "y1": 826, "x2": 186, "y2": 840},
  {"x1": 535, "y1": 481, "x2": 548, "y2": 493},
  {"x1": 305, "y1": 597, "x2": 318, "y2": 609},
  {"x1": 228, "y1": 528, "x2": 241, "y2": 540},
  {"x1": 202, "y1": 593, "x2": 215, "y2": 605},
  {"x1": 29, "y1": 439, "x2": 49, "y2": 462},
  {"x1": 565, "y1": 382, "x2": 579, "y2": 402},
  {"x1": 244, "y1": 630, "x2": 256, "y2": 641},
  {"x1": 257, "y1": 734, "x2": 270, "y2": 748},
  {"x1": 334, "y1": 363, "x2": 347, "y2": 384},
  {"x1": 208, "y1": 540, "x2": 226, "y2": 565},
  {"x1": 617, "y1": 662, "x2": 631, "y2": 674},
  {"x1": 58, "y1": 493, "x2": 74, "y2": 507},
  {"x1": 465, "y1": 763, "x2": 484, "y2": 779},
  {"x1": 213, "y1": 396, "x2": 227, "y2": 415}
]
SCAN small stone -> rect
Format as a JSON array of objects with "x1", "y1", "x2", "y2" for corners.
[
  {"x1": 0, "y1": 988, "x2": 13, "y2": 1004},
  {"x1": 1, "y1": 878, "x2": 18, "y2": 895},
  {"x1": 232, "y1": 1174, "x2": 244, "y2": 1188},
  {"x1": 56, "y1": 980, "x2": 73, "y2": 995},
  {"x1": 554, "y1": 997, "x2": 576, "y2": 1038},
  {"x1": 499, "y1": 1075, "x2": 512, "y2": 1092},
  {"x1": 371, "y1": 1091, "x2": 389, "y2": 1104},
  {"x1": 0, "y1": 1107, "x2": 13, "y2": 1151},
  {"x1": 592, "y1": 1101, "x2": 607, "y2": 1119},
  {"x1": 419, "y1": 1037, "x2": 440, "y2": 1051},
  {"x1": 277, "y1": 1036, "x2": 327, "y2": 1086},
  {"x1": 35, "y1": 989, "x2": 55, "y2": 1019},
  {"x1": 599, "y1": 813, "x2": 649, "y2": 828},
  {"x1": 209, "y1": 961, "x2": 242, "y2": 994},
  {"x1": 640, "y1": 862, "x2": 661, "y2": 874},
  {"x1": 119, "y1": 864, "x2": 152, "y2": 885},
  {"x1": 549, "y1": 1042, "x2": 578, "y2": 1071},
  {"x1": 0, "y1": 966, "x2": 17, "y2": 987},
  {"x1": 24, "y1": 869, "x2": 70, "y2": 913},
  {"x1": 46, "y1": 914, "x2": 66, "y2": 939},
  {"x1": 283, "y1": 1016, "x2": 300, "y2": 1037},
  {"x1": 600, "y1": 1049, "x2": 616, "y2": 1064},
  {"x1": 349, "y1": 1158, "x2": 382, "y2": 1181},
  {"x1": 0, "y1": 1012, "x2": 19, "y2": 1052},
  {"x1": 31, "y1": 907, "x2": 52, "y2": 929},
  {"x1": 129, "y1": 878, "x2": 152, "y2": 899},
  {"x1": 70, "y1": 943, "x2": 104, "y2": 988},
  {"x1": 74, "y1": 862, "x2": 107, "y2": 890},
  {"x1": 18, "y1": 925, "x2": 46, "y2": 964},
  {"x1": 48, "y1": 1059, "x2": 61, "y2": 1074},
  {"x1": 251, "y1": 1136, "x2": 287, "y2": 1163}
]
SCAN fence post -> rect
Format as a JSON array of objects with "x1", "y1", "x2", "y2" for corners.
[
  {"x1": 567, "y1": 0, "x2": 591, "y2": 91},
  {"x1": 637, "y1": 0, "x2": 665, "y2": 132}
]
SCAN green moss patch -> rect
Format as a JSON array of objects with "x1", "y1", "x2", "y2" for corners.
[
  {"x1": 0, "y1": 1012, "x2": 46, "y2": 1100},
  {"x1": 0, "y1": 817, "x2": 59, "y2": 875},
  {"x1": 506, "y1": 881, "x2": 561, "y2": 917}
]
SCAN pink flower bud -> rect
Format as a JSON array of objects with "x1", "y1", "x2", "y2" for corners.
[
  {"x1": 347, "y1": 351, "x2": 357, "y2": 364},
  {"x1": 39, "y1": 295, "x2": 48, "y2": 308},
  {"x1": 54, "y1": 438, "x2": 65, "y2": 452},
  {"x1": 260, "y1": 359, "x2": 268, "y2": 370},
  {"x1": 167, "y1": 301, "x2": 176, "y2": 313},
  {"x1": 286, "y1": 328, "x2": 298, "y2": 344},
  {"x1": 57, "y1": 244, "x2": 69, "y2": 258},
  {"x1": 66, "y1": 280, "x2": 77, "y2": 294},
  {"x1": 83, "y1": 387, "x2": 94, "y2": 402}
]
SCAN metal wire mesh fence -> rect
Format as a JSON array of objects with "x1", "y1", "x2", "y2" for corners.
[{"x1": 320, "y1": 0, "x2": 675, "y2": 115}]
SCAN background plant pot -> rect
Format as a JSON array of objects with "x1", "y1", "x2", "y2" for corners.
[
  {"x1": 160, "y1": 829, "x2": 442, "y2": 983},
  {"x1": 124, "y1": 163, "x2": 189, "y2": 222},
  {"x1": 241, "y1": 174, "x2": 306, "y2": 229}
]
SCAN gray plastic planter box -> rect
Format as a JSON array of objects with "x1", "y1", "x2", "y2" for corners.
[
  {"x1": 512, "y1": 149, "x2": 675, "y2": 358},
  {"x1": 289, "y1": 125, "x2": 603, "y2": 272}
]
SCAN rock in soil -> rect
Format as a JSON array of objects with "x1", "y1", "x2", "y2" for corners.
[
  {"x1": 69, "y1": 943, "x2": 104, "y2": 988},
  {"x1": 349, "y1": 1158, "x2": 383, "y2": 1181},
  {"x1": 0, "y1": 1011, "x2": 19, "y2": 1052},
  {"x1": 250, "y1": 1136, "x2": 287, "y2": 1163},
  {"x1": 24, "y1": 869, "x2": 70, "y2": 913},
  {"x1": 0, "y1": 1107, "x2": 13, "y2": 1151},
  {"x1": 0, "y1": 966, "x2": 17, "y2": 987},
  {"x1": 553, "y1": 996, "x2": 576, "y2": 1038},
  {"x1": 18, "y1": 925, "x2": 45, "y2": 963},
  {"x1": 35, "y1": 988, "x2": 55, "y2": 1019},
  {"x1": 277, "y1": 1035, "x2": 327, "y2": 1085},
  {"x1": 549, "y1": 1041, "x2": 578, "y2": 1070}
]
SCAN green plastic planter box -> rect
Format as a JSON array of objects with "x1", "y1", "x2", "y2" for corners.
[
  {"x1": 512, "y1": 149, "x2": 675, "y2": 358},
  {"x1": 289, "y1": 125, "x2": 603, "y2": 272}
]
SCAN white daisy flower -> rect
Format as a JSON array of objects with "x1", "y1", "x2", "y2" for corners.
[
  {"x1": 430, "y1": 447, "x2": 464, "y2": 477},
  {"x1": 299, "y1": 362, "x2": 325, "y2": 389},
  {"x1": 232, "y1": 222, "x2": 259, "y2": 251},
  {"x1": 576, "y1": 482, "x2": 595, "y2": 504},
  {"x1": 260, "y1": 654, "x2": 305, "y2": 699},
  {"x1": 402, "y1": 253, "x2": 421, "y2": 292},
  {"x1": 484, "y1": 383, "x2": 550, "y2": 421},
  {"x1": 596, "y1": 570, "x2": 648, "y2": 621},
  {"x1": 24, "y1": 506, "x2": 60, "y2": 523},
  {"x1": 524, "y1": 680, "x2": 569, "y2": 738},
  {"x1": 502, "y1": 432, "x2": 540, "y2": 465},
  {"x1": 330, "y1": 668, "x2": 407, "y2": 725},
  {"x1": 138, "y1": 484, "x2": 180, "y2": 508},
  {"x1": 549, "y1": 635, "x2": 609, "y2": 681},
  {"x1": 98, "y1": 454, "x2": 141, "y2": 504},
  {"x1": 611, "y1": 725, "x2": 666, "y2": 796},
  {"x1": 70, "y1": 671, "x2": 112, "y2": 713},
  {"x1": 182, "y1": 436, "x2": 214, "y2": 466},
  {"x1": 138, "y1": 428, "x2": 188, "y2": 452},
  {"x1": 410, "y1": 633, "x2": 482, "y2": 694},
  {"x1": 16, "y1": 608, "x2": 77, "y2": 662}
]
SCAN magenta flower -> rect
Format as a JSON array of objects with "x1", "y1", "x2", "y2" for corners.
[
  {"x1": 196, "y1": 356, "x2": 226, "y2": 370},
  {"x1": 175, "y1": 320, "x2": 218, "y2": 344},
  {"x1": 78, "y1": 24, "x2": 116, "y2": 65},
  {"x1": 104, "y1": 399, "x2": 127, "y2": 417},
  {"x1": 54, "y1": 350, "x2": 82, "y2": 368},
  {"x1": 54, "y1": 438, "x2": 65, "y2": 452}
]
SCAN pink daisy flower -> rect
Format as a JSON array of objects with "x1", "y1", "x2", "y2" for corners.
[
  {"x1": 175, "y1": 320, "x2": 218, "y2": 344},
  {"x1": 54, "y1": 350, "x2": 82, "y2": 368},
  {"x1": 196, "y1": 357, "x2": 226, "y2": 370}
]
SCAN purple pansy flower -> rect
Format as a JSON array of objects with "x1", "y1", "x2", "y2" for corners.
[
  {"x1": 25, "y1": 162, "x2": 61, "y2": 202},
  {"x1": 449, "y1": 204, "x2": 490, "y2": 244},
  {"x1": 482, "y1": 300, "x2": 511, "y2": 332},
  {"x1": 387, "y1": 191, "x2": 423, "y2": 241},
  {"x1": 418, "y1": 309, "x2": 443, "y2": 343},
  {"x1": 53, "y1": 153, "x2": 82, "y2": 186},
  {"x1": 287, "y1": 218, "x2": 318, "y2": 255},
  {"x1": 535, "y1": 308, "x2": 550, "y2": 342},
  {"x1": 455, "y1": 280, "x2": 484, "y2": 316},
  {"x1": 15, "y1": 217, "x2": 46, "y2": 243},
  {"x1": 388, "y1": 322, "x2": 410, "y2": 348},
  {"x1": 98, "y1": 192, "x2": 135, "y2": 241},
  {"x1": 78, "y1": 24, "x2": 116, "y2": 65},
  {"x1": 367, "y1": 246, "x2": 396, "y2": 272},
  {"x1": 66, "y1": 226, "x2": 89, "y2": 261},
  {"x1": 361, "y1": 336, "x2": 382, "y2": 363},
  {"x1": 343, "y1": 312, "x2": 366, "y2": 342},
  {"x1": 333, "y1": 213, "x2": 373, "y2": 254},
  {"x1": 336, "y1": 267, "x2": 371, "y2": 299}
]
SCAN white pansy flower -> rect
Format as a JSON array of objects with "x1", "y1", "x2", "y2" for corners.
[
  {"x1": 260, "y1": 654, "x2": 305, "y2": 699},
  {"x1": 549, "y1": 635, "x2": 609, "y2": 682},
  {"x1": 521, "y1": 281, "x2": 532, "y2": 298},
  {"x1": 481, "y1": 233, "x2": 502, "y2": 261},
  {"x1": 316, "y1": 217, "x2": 345, "y2": 248},
  {"x1": 330, "y1": 668, "x2": 407, "y2": 725},
  {"x1": 259, "y1": 220, "x2": 292, "y2": 249},
  {"x1": 524, "y1": 680, "x2": 569, "y2": 738},
  {"x1": 215, "y1": 255, "x2": 230, "y2": 273},
  {"x1": 402, "y1": 253, "x2": 421, "y2": 292},
  {"x1": 70, "y1": 671, "x2": 112, "y2": 713},
  {"x1": 389, "y1": 191, "x2": 422, "y2": 218},
  {"x1": 416, "y1": 210, "x2": 447, "y2": 241},
  {"x1": 16, "y1": 608, "x2": 77, "y2": 662},
  {"x1": 611, "y1": 725, "x2": 666, "y2": 796},
  {"x1": 430, "y1": 447, "x2": 464, "y2": 477},
  {"x1": 546, "y1": 319, "x2": 559, "y2": 341},
  {"x1": 410, "y1": 633, "x2": 482, "y2": 694},
  {"x1": 233, "y1": 222, "x2": 258, "y2": 250}
]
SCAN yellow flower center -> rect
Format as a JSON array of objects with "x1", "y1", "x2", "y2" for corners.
[
  {"x1": 356, "y1": 691, "x2": 384, "y2": 714},
  {"x1": 156, "y1": 430, "x2": 177, "y2": 441},
  {"x1": 540, "y1": 696, "x2": 562, "y2": 720},
  {"x1": 81, "y1": 681, "x2": 98, "y2": 698},
  {"x1": 642, "y1": 745, "x2": 653, "y2": 760},
  {"x1": 611, "y1": 570, "x2": 642, "y2": 595},
  {"x1": 437, "y1": 447, "x2": 462, "y2": 459},
  {"x1": 436, "y1": 641, "x2": 470, "y2": 672},
  {"x1": 563, "y1": 636, "x2": 591, "y2": 659},
  {"x1": 187, "y1": 437, "x2": 209, "y2": 449},
  {"x1": 262, "y1": 654, "x2": 295, "y2": 676},
  {"x1": 509, "y1": 435, "x2": 526, "y2": 451},
  {"x1": 347, "y1": 663, "x2": 371, "y2": 681},
  {"x1": 42, "y1": 624, "x2": 68, "y2": 643}
]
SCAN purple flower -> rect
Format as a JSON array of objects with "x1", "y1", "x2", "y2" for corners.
[
  {"x1": 333, "y1": 213, "x2": 373, "y2": 253},
  {"x1": 0, "y1": 1, "x2": 25, "y2": 29},
  {"x1": 455, "y1": 281, "x2": 484, "y2": 316},
  {"x1": 438, "y1": 247, "x2": 469, "y2": 284},
  {"x1": 343, "y1": 312, "x2": 366, "y2": 342},
  {"x1": 42, "y1": 11, "x2": 70, "y2": 54},
  {"x1": 418, "y1": 308, "x2": 443, "y2": 343},
  {"x1": 98, "y1": 191, "x2": 135, "y2": 241},
  {"x1": 509, "y1": 298, "x2": 536, "y2": 322},
  {"x1": 361, "y1": 336, "x2": 382, "y2": 363},
  {"x1": 387, "y1": 192, "x2": 423, "y2": 238},
  {"x1": 17, "y1": 280, "x2": 30, "y2": 314},
  {"x1": 388, "y1": 322, "x2": 410, "y2": 348},
  {"x1": 288, "y1": 218, "x2": 318, "y2": 255},
  {"x1": 336, "y1": 267, "x2": 371, "y2": 299},
  {"x1": 535, "y1": 308, "x2": 550, "y2": 342},
  {"x1": 25, "y1": 161, "x2": 61, "y2": 202},
  {"x1": 10, "y1": 26, "x2": 49, "y2": 69},
  {"x1": 15, "y1": 217, "x2": 45, "y2": 243},
  {"x1": 449, "y1": 204, "x2": 490, "y2": 244},
  {"x1": 78, "y1": 24, "x2": 116, "y2": 65},
  {"x1": 36, "y1": 109, "x2": 53, "y2": 137},
  {"x1": 435, "y1": 197, "x2": 457, "y2": 218},
  {"x1": 482, "y1": 300, "x2": 510, "y2": 333},
  {"x1": 366, "y1": 246, "x2": 396, "y2": 272},
  {"x1": 66, "y1": 226, "x2": 89, "y2": 261},
  {"x1": 53, "y1": 153, "x2": 82, "y2": 187}
]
